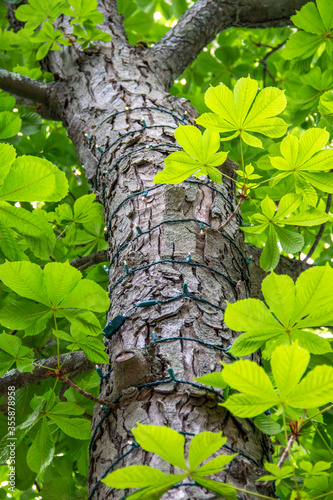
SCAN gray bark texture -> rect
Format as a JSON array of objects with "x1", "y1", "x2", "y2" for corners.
[{"x1": 1, "y1": 0, "x2": 312, "y2": 498}]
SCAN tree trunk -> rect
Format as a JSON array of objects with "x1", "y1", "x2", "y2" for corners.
[
  {"x1": 41, "y1": 40, "x2": 274, "y2": 498},
  {"x1": 3, "y1": 0, "x2": 313, "y2": 496}
]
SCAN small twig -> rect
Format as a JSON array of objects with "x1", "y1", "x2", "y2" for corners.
[
  {"x1": 277, "y1": 434, "x2": 296, "y2": 468},
  {"x1": 302, "y1": 193, "x2": 332, "y2": 266},
  {"x1": 259, "y1": 40, "x2": 286, "y2": 87},
  {"x1": 218, "y1": 197, "x2": 244, "y2": 231},
  {"x1": 262, "y1": 434, "x2": 296, "y2": 486},
  {"x1": 61, "y1": 374, "x2": 115, "y2": 409}
]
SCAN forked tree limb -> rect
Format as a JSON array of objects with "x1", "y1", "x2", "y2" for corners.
[{"x1": 149, "y1": 0, "x2": 311, "y2": 87}]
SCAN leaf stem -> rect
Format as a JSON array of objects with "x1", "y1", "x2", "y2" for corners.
[
  {"x1": 282, "y1": 409, "x2": 300, "y2": 499},
  {"x1": 302, "y1": 404, "x2": 333, "y2": 424}
]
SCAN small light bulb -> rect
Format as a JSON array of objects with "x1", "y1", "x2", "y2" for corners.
[
  {"x1": 145, "y1": 144, "x2": 150, "y2": 149},
  {"x1": 124, "y1": 106, "x2": 129, "y2": 111},
  {"x1": 104, "y1": 226, "x2": 108, "y2": 232}
]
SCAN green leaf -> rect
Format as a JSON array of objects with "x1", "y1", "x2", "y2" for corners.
[
  {"x1": 188, "y1": 431, "x2": 226, "y2": 470},
  {"x1": 153, "y1": 126, "x2": 227, "y2": 185},
  {"x1": 196, "y1": 77, "x2": 287, "y2": 146},
  {"x1": 287, "y1": 365, "x2": 333, "y2": 408},
  {"x1": 260, "y1": 226, "x2": 280, "y2": 271},
  {"x1": 291, "y1": 330, "x2": 332, "y2": 354},
  {"x1": 269, "y1": 129, "x2": 333, "y2": 197},
  {"x1": 0, "y1": 203, "x2": 56, "y2": 259},
  {"x1": 0, "y1": 155, "x2": 68, "y2": 202},
  {"x1": 271, "y1": 342, "x2": 310, "y2": 400},
  {"x1": 274, "y1": 225, "x2": 304, "y2": 254},
  {"x1": 48, "y1": 402, "x2": 85, "y2": 416},
  {"x1": 319, "y1": 90, "x2": 333, "y2": 127},
  {"x1": 0, "y1": 143, "x2": 16, "y2": 184},
  {"x1": 0, "y1": 220, "x2": 27, "y2": 260},
  {"x1": 194, "y1": 372, "x2": 227, "y2": 389},
  {"x1": 102, "y1": 465, "x2": 185, "y2": 488},
  {"x1": 229, "y1": 332, "x2": 270, "y2": 356},
  {"x1": 26, "y1": 417, "x2": 54, "y2": 473},
  {"x1": 0, "y1": 332, "x2": 22, "y2": 356},
  {"x1": 15, "y1": 0, "x2": 66, "y2": 29},
  {"x1": 194, "y1": 453, "x2": 237, "y2": 476},
  {"x1": 68, "y1": 335, "x2": 109, "y2": 364},
  {"x1": 0, "y1": 111, "x2": 22, "y2": 139},
  {"x1": 43, "y1": 261, "x2": 82, "y2": 306},
  {"x1": 62, "y1": 309, "x2": 102, "y2": 335},
  {"x1": 58, "y1": 278, "x2": 110, "y2": 312},
  {"x1": 225, "y1": 297, "x2": 283, "y2": 334},
  {"x1": 283, "y1": 31, "x2": 322, "y2": 60},
  {"x1": 48, "y1": 415, "x2": 91, "y2": 440},
  {"x1": 221, "y1": 359, "x2": 278, "y2": 400},
  {"x1": 73, "y1": 193, "x2": 103, "y2": 226},
  {"x1": 0, "y1": 261, "x2": 48, "y2": 304},
  {"x1": 0, "y1": 299, "x2": 52, "y2": 332},
  {"x1": 261, "y1": 272, "x2": 295, "y2": 327},
  {"x1": 132, "y1": 424, "x2": 188, "y2": 470},
  {"x1": 253, "y1": 415, "x2": 281, "y2": 435},
  {"x1": 191, "y1": 477, "x2": 237, "y2": 499},
  {"x1": 292, "y1": 265, "x2": 333, "y2": 325}
]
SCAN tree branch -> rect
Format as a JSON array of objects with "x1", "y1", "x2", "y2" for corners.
[
  {"x1": 0, "y1": 351, "x2": 95, "y2": 397},
  {"x1": 0, "y1": 69, "x2": 61, "y2": 119},
  {"x1": 0, "y1": 69, "x2": 51, "y2": 105},
  {"x1": 150, "y1": 0, "x2": 311, "y2": 87},
  {"x1": 98, "y1": 0, "x2": 130, "y2": 46},
  {"x1": 70, "y1": 250, "x2": 109, "y2": 271}
]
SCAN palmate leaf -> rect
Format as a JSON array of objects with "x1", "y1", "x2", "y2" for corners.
[
  {"x1": 0, "y1": 155, "x2": 68, "y2": 202},
  {"x1": 221, "y1": 343, "x2": 333, "y2": 417},
  {"x1": 242, "y1": 193, "x2": 329, "y2": 271},
  {"x1": 0, "y1": 202, "x2": 56, "y2": 259},
  {"x1": 133, "y1": 423, "x2": 187, "y2": 470},
  {"x1": 196, "y1": 76, "x2": 288, "y2": 148},
  {"x1": 269, "y1": 129, "x2": 333, "y2": 200},
  {"x1": 226, "y1": 267, "x2": 333, "y2": 357},
  {"x1": 0, "y1": 143, "x2": 68, "y2": 259},
  {"x1": 103, "y1": 425, "x2": 237, "y2": 499},
  {"x1": 0, "y1": 261, "x2": 109, "y2": 335},
  {"x1": 15, "y1": 0, "x2": 67, "y2": 29},
  {"x1": 153, "y1": 126, "x2": 227, "y2": 184},
  {"x1": 0, "y1": 333, "x2": 34, "y2": 376},
  {"x1": 283, "y1": 0, "x2": 333, "y2": 60}
]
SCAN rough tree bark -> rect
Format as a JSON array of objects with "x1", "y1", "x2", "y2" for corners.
[{"x1": 2, "y1": 0, "x2": 311, "y2": 498}]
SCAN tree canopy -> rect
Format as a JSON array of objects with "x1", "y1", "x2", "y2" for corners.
[{"x1": 0, "y1": 0, "x2": 333, "y2": 499}]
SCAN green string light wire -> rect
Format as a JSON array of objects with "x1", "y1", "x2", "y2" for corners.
[
  {"x1": 102, "y1": 142, "x2": 181, "y2": 176},
  {"x1": 93, "y1": 124, "x2": 178, "y2": 186},
  {"x1": 95, "y1": 105, "x2": 190, "y2": 130},
  {"x1": 105, "y1": 182, "x2": 249, "y2": 275},
  {"x1": 108, "y1": 218, "x2": 220, "y2": 266},
  {"x1": 140, "y1": 336, "x2": 236, "y2": 360},
  {"x1": 88, "y1": 440, "x2": 140, "y2": 500},
  {"x1": 108, "y1": 258, "x2": 236, "y2": 297}
]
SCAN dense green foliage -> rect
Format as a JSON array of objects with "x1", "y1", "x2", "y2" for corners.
[{"x1": 0, "y1": 0, "x2": 333, "y2": 499}]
